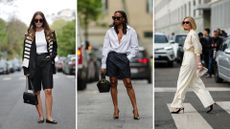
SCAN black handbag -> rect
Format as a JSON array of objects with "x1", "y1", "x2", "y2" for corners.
[
  {"x1": 97, "y1": 73, "x2": 111, "y2": 93},
  {"x1": 23, "y1": 77, "x2": 38, "y2": 105}
]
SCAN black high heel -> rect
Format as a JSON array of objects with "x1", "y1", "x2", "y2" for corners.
[
  {"x1": 171, "y1": 108, "x2": 184, "y2": 114},
  {"x1": 113, "y1": 109, "x2": 119, "y2": 119},
  {"x1": 133, "y1": 110, "x2": 140, "y2": 120},
  {"x1": 206, "y1": 104, "x2": 214, "y2": 113}
]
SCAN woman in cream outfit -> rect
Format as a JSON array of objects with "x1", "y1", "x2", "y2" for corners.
[{"x1": 170, "y1": 16, "x2": 215, "y2": 113}]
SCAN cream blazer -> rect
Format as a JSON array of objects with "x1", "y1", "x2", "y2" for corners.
[{"x1": 182, "y1": 29, "x2": 202, "y2": 66}]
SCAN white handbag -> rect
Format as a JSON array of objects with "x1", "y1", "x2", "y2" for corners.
[{"x1": 197, "y1": 67, "x2": 208, "y2": 77}]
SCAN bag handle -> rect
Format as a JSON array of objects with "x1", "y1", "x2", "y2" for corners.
[
  {"x1": 25, "y1": 77, "x2": 35, "y2": 92},
  {"x1": 101, "y1": 73, "x2": 106, "y2": 79}
]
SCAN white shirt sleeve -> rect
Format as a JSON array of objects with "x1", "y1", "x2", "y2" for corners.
[
  {"x1": 127, "y1": 29, "x2": 139, "y2": 61},
  {"x1": 101, "y1": 31, "x2": 111, "y2": 69}
]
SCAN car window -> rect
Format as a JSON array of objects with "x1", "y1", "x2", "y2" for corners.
[
  {"x1": 136, "y1": 50, "x2": 145, "y2": 58},
  {"x1": 154, "y1": 34, "x2": 168, "y2": 43},
  {"x1": 221, "y1": 38, "x2": 230, "y2": 51},
  {"x1": 175, "y1": 35, "x2": 186, "y2": 45}
]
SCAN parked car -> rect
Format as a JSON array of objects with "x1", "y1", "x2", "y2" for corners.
[
  {"x1": 55, "y1": 56, "x2": 65, "y2": 72},
  {"x1": 12, "y1": 58, "x2": 22, "y2": 71},
  {"x1": 174, "y1": 34, "x2": 187, "y2": 63},
  {"x1": 0, "y1": 59, "x2": 8, "y2": 74},
  {"x1": 214, "y1": 37, "x2": 230, "y2": 83},
  {"x1": 7, "y1": 60, "x2": 14, "y2": 73},
  {"x1": 130, "y1": 47, "x2": 152, "y2": 83},
  {"x1": 62, "y1": 54, "x2": 75, "y2": 75},
  {"x1": 154, "y1": 32, "x2": 175, "y2": 67}
]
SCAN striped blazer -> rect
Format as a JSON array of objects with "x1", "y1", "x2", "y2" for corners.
[{"x1": 22, "y1": 30, "x2": 58, "y2": 77}]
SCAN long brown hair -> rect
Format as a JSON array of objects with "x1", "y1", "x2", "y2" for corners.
[
  {"x1": 27, "y1": 11, "x2": 53, "y2": 40},
  {"x1": 110, "y1": 10, "x2": 128, "y2": 34}
]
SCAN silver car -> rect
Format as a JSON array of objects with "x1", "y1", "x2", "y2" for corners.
[
  {"x1": 214, "y1": 37, "x2": 230, "y2": 83},
  {"x1": 154, "y1": 32, "x2": 175, "y2": 67}
]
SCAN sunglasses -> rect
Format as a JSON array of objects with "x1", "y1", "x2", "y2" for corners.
[
  {"x1": 34, "y1": 19, "x2": 43, "y2": 23},
  {"x1": 112, "y1": 16, "x2": 122, "y2": 21},
  {"x1": 182, "y1": 21, "x2": 190, "y2": 25}
]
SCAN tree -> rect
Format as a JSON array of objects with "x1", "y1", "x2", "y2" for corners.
[
  {"x1": 6, "y1": 18, "x2": 27, "y2": 59},
  {"x1": 78, "y1": 0, "x2": 102, "y2": 40},
  {"x1": 0, "y1": 18, "x2": 7, "y2": 58},
  {"x1": 57, "y1": 20, "x2": 75, "y2": 56}
]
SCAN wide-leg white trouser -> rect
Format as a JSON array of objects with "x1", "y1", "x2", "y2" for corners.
[{"x1": 171, "y1": 58, "x2": 214, "y2": 108}]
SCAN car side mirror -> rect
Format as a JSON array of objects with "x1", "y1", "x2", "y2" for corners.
[{"x1": 224, "y1": 48, "x2": 230, "y2": 54}]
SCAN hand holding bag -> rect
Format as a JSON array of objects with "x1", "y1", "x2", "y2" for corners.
[
  {"x1": 23, "y1": 77, "x2": 38, "y2": 105},
  {"x1": 97, "y1": 73, "x2": 111, "y2": 93},
  {"x1": 197, "y1": 67, "x2": 208, "y2": 77}
]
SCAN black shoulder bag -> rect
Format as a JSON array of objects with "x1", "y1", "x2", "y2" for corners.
[{"x1": 23, "y1": 77, "x2": 38, "y2": 105}]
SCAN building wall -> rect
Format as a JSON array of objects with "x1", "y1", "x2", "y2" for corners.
[
  {"x1": 155, "y1": 0, "x2": 207, "y2": 35},
  {"x1": 211, "y1": 0, "x2": 230, "y2": 34},
  {"x1": 84, "y1": 0, "x2": 153, "y2": 55}
]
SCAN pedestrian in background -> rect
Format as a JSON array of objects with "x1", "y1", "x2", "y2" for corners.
[
  {"x1": 203, "y1": 28, "x2": 213, "y2": 78},
  {"x1": 198, "y1": 32, "x2": 207, "y2": 64},
  {"x1": 101, "y1": 10, "x2": 140, "y2": 120},
  {"x1": 170, "y1": 16, "x2": 215, "y2": 114},
  {"x1": 212, "y1": 30, "x2": 224, "y2": 59},
  {"x1": 22, "y1": 11, "x2": 58, "y2": 124}
]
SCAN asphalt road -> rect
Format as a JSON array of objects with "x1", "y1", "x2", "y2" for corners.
[
  {"x1": 78, "y1": 80, "x2": 153, "y2": 129},
  {"x1": 155, "y1": 63, "x2": 230, "y2": 129},
  {"x1": 0, "y1": 71, "x2": 75, "y2": 129}
]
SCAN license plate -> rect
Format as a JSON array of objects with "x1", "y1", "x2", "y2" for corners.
[{"x1": 131, "y1": 68, "x2": 138, "y2": 73}]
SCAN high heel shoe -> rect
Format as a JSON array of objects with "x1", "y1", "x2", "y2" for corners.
[
  {"x1": 133, "y1": 110, "x2": 140, "y2": 120},
  {"x1": 206, "y1": 104, "x2": 214, "y2": 113},
  {"x1": 113, "y1": 109, "x2": 119, "y2": 119},
  {"x1": 171, "y1": 108, "x2": 184, "y2": 114}
]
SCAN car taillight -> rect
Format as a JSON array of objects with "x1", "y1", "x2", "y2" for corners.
[
  {"x1": 77, "y1": 48, "x2": 82, "y2": 64},
  {"x1": 137, "y1": 58, "x2": 149, "y2": 64}
]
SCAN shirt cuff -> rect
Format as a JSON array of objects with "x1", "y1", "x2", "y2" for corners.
[
  {"x1": 127, "y1": 55, "x2": 133, "y2": 61},
  {"x1": 101, "y1": 63, "x2": 106, "y2": 69}
]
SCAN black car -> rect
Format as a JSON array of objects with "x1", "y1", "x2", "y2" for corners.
[{"x1": 130, "y1": 47, "x2": 152, "y2": 84}]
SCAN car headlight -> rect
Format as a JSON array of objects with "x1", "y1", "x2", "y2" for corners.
[{"x1": 164, "y1": 46, "x2": 173, "y2": 50}]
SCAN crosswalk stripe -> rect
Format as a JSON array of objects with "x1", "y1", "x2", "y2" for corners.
[
  {"x1": 156, "y1": 87, "x2": 230, "y2": 92},
  {"x1": 167, "y1": 103, "x2": 213, "y2": 129},
  {"x1": 216, "y1": 101, "x2": 230, "y2": 114},
  {"x1": 2, "y1": 77, "x2": 11, "y2": 81}
]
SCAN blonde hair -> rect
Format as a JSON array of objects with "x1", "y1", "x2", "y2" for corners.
[{"x1": 182, "y1": 16, "x2": 197, "y2": 30}]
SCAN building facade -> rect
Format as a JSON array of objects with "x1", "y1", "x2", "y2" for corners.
[
  {"x1": 155, "y1": 0, "x2": 230, "y2": 35},
  {"x1": 81, "y1": 0, "x2": 153, "y2": 54}
]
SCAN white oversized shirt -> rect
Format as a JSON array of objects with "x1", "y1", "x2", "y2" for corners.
[{"x1": 101, "y1": 25, "x2": 139, "y2": 69}]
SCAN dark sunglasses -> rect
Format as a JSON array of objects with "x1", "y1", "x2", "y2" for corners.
[
  {"x1": 34, "y1": 19, "x2": 43, "y2": 23},
  {"x1": 182, "y1": 21, "x2": 190, "y2": 25},
  {"x1": 112, "y1": 16, "x2": 122, "y2": 21}
]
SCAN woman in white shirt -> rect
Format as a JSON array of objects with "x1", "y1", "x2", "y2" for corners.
[
  {"x1": 22, "y1": 11, "x2": 58, "y2": 124},
  {"x1": 170, "y1": 16, "x2": 215, "y2": 113},
  {"x1": 101, "y1": 10, "x2": 140, "y2": 120}
]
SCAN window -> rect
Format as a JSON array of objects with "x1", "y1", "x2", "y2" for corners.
[
  {"x1": 146, "y1": 0, "x2": 153, "y2": 14},
  {"x1": 144, "y1": 31, "x2": 153, "y2": 38}
]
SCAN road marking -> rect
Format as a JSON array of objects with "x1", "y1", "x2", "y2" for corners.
[
  {"x1": 155, "y1": 87, "x2": 230, "y2": 92},
  {"x1": 2, "y1": 77, "x2": 11, "y2": 81},
  {"x1": 216, "y1": 101, "x2": 230, "y2": 114},
  {"x1": 19, "y1": 77, "x2": 26, "y2": 80},
  {"x1": 167, "y1": 103, "x2": 213, "y2": 129}
]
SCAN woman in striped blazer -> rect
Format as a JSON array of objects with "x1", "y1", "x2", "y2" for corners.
[{"x1": 22, "y1": 11, "x2": 58, "y2": 124}]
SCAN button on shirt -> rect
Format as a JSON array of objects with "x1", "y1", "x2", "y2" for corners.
[
  {"x1": 35, "y1": 29, "x2": 48, "y2": 54},
  {"x1": 101, "y1": 25, "x2": 139, "y2": 69}
]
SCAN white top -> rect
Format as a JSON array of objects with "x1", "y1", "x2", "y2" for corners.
[
  {"x1": 35, "y1": 29, "x2": 48, "y2": 54},
  {"x1": 183, "y1": 29, "x2": 202, "y2": 56},
  {"x1": 101, "y1": 25, "x2": 139, "y2": 69}
]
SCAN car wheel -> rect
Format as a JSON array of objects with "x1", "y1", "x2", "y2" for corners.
[
  {"x1": 147, "y1": 77, "x2": 152, "y2": 84},
  {"x1": 214, "y1": 65, "x2": 223, "y2": 83},
  {"x1": 168, "y1": 61, "x2": 174, "y2": 67},
  {"x1": 77, "y1": 77, "x2": 87, "y2": 90}
]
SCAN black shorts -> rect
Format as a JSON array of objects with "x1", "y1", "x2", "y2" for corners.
[
  {"x1": 106, "y1": 51, "x2": 131, "y2": 79},
  {"x1": 32, "y1": 53, "x2": 53, "y2": 92}
]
